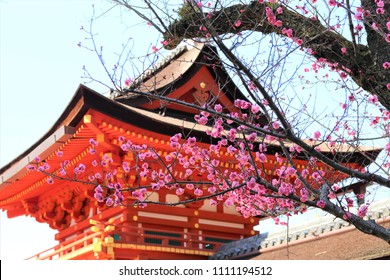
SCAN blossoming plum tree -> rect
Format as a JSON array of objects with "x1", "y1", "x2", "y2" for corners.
[{"x1": 30, "y1": 0, "x2": 390, "y2": 243}]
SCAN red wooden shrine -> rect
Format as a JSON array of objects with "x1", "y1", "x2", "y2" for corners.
[{"x1": 0, "y1": 42, "x2": 380, "y2": 260}]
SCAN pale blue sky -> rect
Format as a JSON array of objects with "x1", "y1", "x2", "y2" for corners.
[
  {"x1": 0, "y1": 0, "x2": 156, "y2": 259},
  {"x1": 1, "y1": 0, "x2": 389, "y2": 261}
]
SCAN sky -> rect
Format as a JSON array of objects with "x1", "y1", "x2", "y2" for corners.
[
  {"x1": 0, "y1": 0, "x2": 389, "y2": 261},
  {"x1": 0, "y1": 0, "x2": 153, "y2": 260}
]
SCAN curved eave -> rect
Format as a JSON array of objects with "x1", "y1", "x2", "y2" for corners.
[
  {"x1": 0, "y1": 85, "x2": 382, "y2": 195},
  {"x1": 114, "y1": 44, "x2": 249, "y2": 107}
]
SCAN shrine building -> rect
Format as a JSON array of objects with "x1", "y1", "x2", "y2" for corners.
[{"x1": 0, "y1": 42, "x2": 386, "y2": 260}]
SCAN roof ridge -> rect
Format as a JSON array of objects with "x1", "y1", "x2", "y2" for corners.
[{"x1": 127, "y1": 44, "x2": 188, "y2": 92}]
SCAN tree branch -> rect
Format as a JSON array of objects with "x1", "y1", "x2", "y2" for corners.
[{"x1": 164, "y1": 1, "x2": 390, "y2": 110}]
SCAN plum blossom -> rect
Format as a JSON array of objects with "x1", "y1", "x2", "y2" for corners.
[
  {"x1": 89, "y1": 138, "x2": 98, "y2": 146},
  {"x1": 358, "y1": 205, "x2": 369, "y2": 218},
  {"x1": 124, "y1": 78, "x2": 132, "y2": 87},
  {"x1": 316, "y1": 200, "x2": 326, "y2": 208},
  {"x1": 106, "y1": 197, "x2": 114, "y2": 207},
  {"x1": 282, "y1": 28, "x2": 294, "y2": 38},
  {"x1": 194, "y1": 188, "x2": 203, "y2": 196},
  {"x1": 214, "y1": 104, "x2": 223, "y2": 112},
  {"x1": 272, "y1": 121, "x2": 280, "y2": 130},
  {"x1": 385, "y1": 142, "x2": 390, "y2": 154},
  {"x1": 368, "y1": 95, "x2": 378, "y2": 104}
]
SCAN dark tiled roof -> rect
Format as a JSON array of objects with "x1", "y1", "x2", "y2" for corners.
[
  {"x1": 209, "y1": 233, "x2": 267, "y2": 260},
  {"x1": 211, "y1": 199, "x2": 390, "y2": 260}
]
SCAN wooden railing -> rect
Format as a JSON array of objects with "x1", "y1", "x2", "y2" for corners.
[
  {"x1": 112, "y1": 223, "x2": 234, "y2": 251},
  {"x1": 27, "y1": 220, "x2": 235, "y2": 260},
  {"x1": 26, "y1": 231, "x2": 102, "y2": 260}
]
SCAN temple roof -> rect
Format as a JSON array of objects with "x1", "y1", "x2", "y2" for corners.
[
  {"x1": 211, "y1": 199, "x2": 390, "y2": 260},
  {"x1": 0, "y1": 42, "x2": 383, "y2": 221},
  {"x1": 0, "y1": 84, "x2": 382, "y2": 189},
  {"x1": 112, "y1": 41, "x2": 252, "y2": 119}
]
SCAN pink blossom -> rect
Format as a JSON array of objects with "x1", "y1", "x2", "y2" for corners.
[
  {"x1": 300, "y1": 194, "x2": 309, "y2": 203},
  {"x1": 210, "y1": 199, "x2": 217, "y2": 206},
  {"x1": 106, "y1": 197, "x2": 114, "y2": 207},
  {"x1": 316, "y1": 200, "x2": 325, "y2": 208},
  {"x1": 276, "y1": 7, "x2": 283, "y2": 14},
  {"x1": 26, "y1": 165, "x2": 36, "y2": 171},
  {"x1": 313, "y1": 131, "x2": 321, "y2": 140},
  {"x1": 301, "y1": 169, "x2": 309, "y2": 178},
  {"x1": 341, "y1": 47, "x2": 347, "y2": 54},
  {"x1": 234, "y1": 20, "x2": 242, "y2": 27},
  {"x1": 187, "y1": 136, "x2": 197, "y2": 146},
  {"x1": 312, "y1": 170, "x2": 325, "y2": 182},
  {"x1": 256, "y1": 152, "x2": 267, "y2": 162},
  {"x1": 377, "y1": 1, "x2": 384, "y2": 8},
  {"x1": 194, "y1": 188, "x2": 203, "y2": 196},
  {"x1": 151, "y1": 45, "x2": 158, "y2": 52},
  {"x1": 339, "y1": 71, "x2": 348, "y2": 79},
  {"x1": 224, "y1": 197, "x2": 235, "y2": 207},
  {"x1": 197, "y1": 116, "x2": 208, "y2": 125},
  {"x1": 355, "y1": 24, "x2": 363, "y2": 31},
  {"x1": 328, "y1": 191, "x2": 336, "y2": 199},
  {"x1": 124, "y1": 79, "x2": 132, "y2": 87},
  {"x1": 383, "y1": 62, "x2": 390, "y2": 69},
  {"x1": 185, "y1": 169, "x2": 193, "y2": 177},
  {"x1": 376, "y1": 8, "x2": 384, "y2": 14},
  {"x1": 196, "y1": 1, "x2": 202, "y2": 8},
  {"x1": 47, "y1": 177, "x2": 54, "y2": 184},
  {"x1": 354, "y1": 12, "x2": 363, "y2": 21},
  {"x1": 370, "y1": 116, "x2": 381, "y2": 126},
  {"x1": 368, "y1": 95, "x2": 378, "y2": 104},
  {"x1": 385, "y1": 142, "x2": 390, "y2": 153},
  {"x1": 89, "y1": 138, "x2": 98, "y2": 146},
  {"x1": 251, "y1": 104, "x2": 260, "y2": 114},
  {"x1": 346, "y1": 197, "x2": 354, "y2": 207},
  {"x1": 387, "y1": 83, "x2": 390, "y2": 90},
  {"x1": 294, "y1": 38, "x2": 303, "y2": 45},
  {"x1": 176, "y1": 188, "x2": 184, "y2": 196},
  {"x1": 282, "y1": 28, "x2": 293, "y2": 38},
  {"x1": 387, "y1": 21, "x2": 390, "y2": 31},
  {"x1": 272, "y1": 121, "x2": 280, "y2": 130},
  {"x1": 343, "y1": 212, "x2": 352, "y2": 220},
  {"x1": 358, "y1": 205, "x2": 369, "y2": 218},
  {"x1": 94, "y1": 192, "x2": 104, "y2": 202},
  {"x1": 286, "y1": 166, "x2": 296, "y2": 176},
  {"x1": 214, "y1": 104, "x2": 223, "y2": 112}
]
